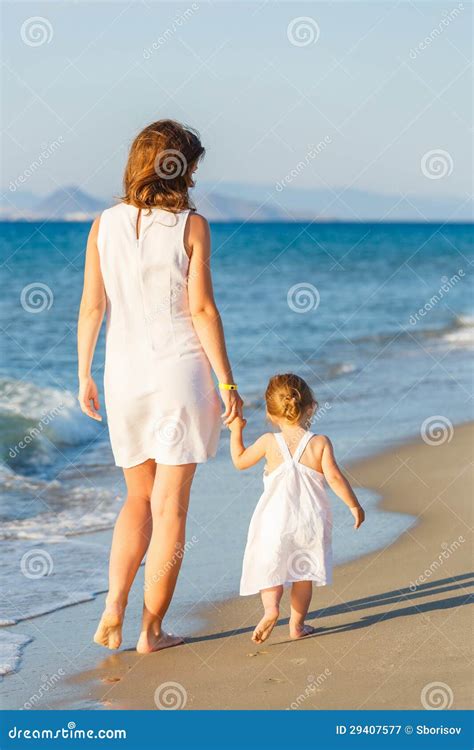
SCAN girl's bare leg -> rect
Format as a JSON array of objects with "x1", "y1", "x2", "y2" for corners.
[
  {"x1": 136, "y1": 462, "x2": 196, "y2": 654},
  {"x1": 289, "y1": 580, "x2": 316, "y2": 638},
  {"x1": 252, "y1": 585, "x2": 283, "y2": 644},
  {"x1": 94, "y1": 460, "x2": 155, "y2": 649}
]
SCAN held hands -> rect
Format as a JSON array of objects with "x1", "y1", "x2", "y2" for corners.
[
  {"x1": 78, "y1": 376, "x2": 102, "y2": 421},
  {"x1": 350, "y1": 504, "x2": 365, "y2": 530},
  {"x1": 220, "y1": 388, "x2": 244, "y2": 426},
  {"x1": 228, "y1": 416, "x2": 247, "y2": 432}
]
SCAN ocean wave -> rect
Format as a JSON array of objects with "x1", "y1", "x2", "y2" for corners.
[
  {"x1": 0, "y1": 632, "x2": 33, "y2": 676},
  {"x1": 0, "y1": 378, "x2": 101, "y2": 468},
  {"x1": 440, "y1": 314, "x2": 474, "y2": 347},
  {"x1": 0, "y1": 482, "x2": 121, "y2": 540},
  {"x1": 337, "y1": 314, "x2": 474, "y2": 351},
  {"x1": 0, "y1": 539, "x2": 110, "y2": 627},
  {"x1": 328, "y1": 362, "x2": 357, "y2": 378}
]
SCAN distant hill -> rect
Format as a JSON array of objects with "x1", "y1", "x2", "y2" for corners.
[
  {"x1": 35, "y1": 186, "x2": 106, "y2": 219},
  {"x1": 1, "y1": 183, "x2": 472, "y2": 222}
]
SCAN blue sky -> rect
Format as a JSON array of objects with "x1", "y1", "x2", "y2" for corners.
[{"x1": 2, "y1": 1, "x2": 472, "y2": 201}]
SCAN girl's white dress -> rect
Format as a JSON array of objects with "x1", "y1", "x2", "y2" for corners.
[
  {"x1": 97, "y1": 203, "x2": 221, "y2": 468},
  {"x1": 240, "y1": 431, "x2": 333, "y2": 596}
]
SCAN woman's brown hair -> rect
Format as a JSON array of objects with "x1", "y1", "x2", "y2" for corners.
[
  {"x1": 122, "y1": 119, "x2": 205, "y2": 212},
  {"x1": 265, "y1": 373, "x2": 316, "y2": 425}
]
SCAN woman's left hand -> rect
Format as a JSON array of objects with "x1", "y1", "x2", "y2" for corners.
[{"x1": 220, "y1": 388, "x2": 244, "y2": 426}]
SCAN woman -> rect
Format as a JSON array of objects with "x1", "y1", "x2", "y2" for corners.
[{"x1": 77, "y1": 120, "x2": 243, "y2": 653}]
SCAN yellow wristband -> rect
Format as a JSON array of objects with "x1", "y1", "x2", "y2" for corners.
[{"x1": 218, "y1": 383, "x2": 238, "y2": 391}]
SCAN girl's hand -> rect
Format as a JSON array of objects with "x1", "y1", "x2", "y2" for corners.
[
  {"x1": 350, "y1": 505, "x2": 365, "y2": 529},
  {"x1": 228, "y1": 416, "x2": 247, "y2": 432},
  {"x1": 78, "y1": 376, "x2": 102, "y2": 421},
  {"x1": 220, "y1": 388, "x2": 244, "y2": 426}
]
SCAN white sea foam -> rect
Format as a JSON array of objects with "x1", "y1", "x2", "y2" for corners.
[
  {"x1": 329, "y1": 362, "x2": 357, "y2": 377},
  {"x1": 0, "y1": 378, "x2": 100, "y2": 466},
  {"x1": 441, "y1": 314, "x2": 474, "y2": 347},
  {"x1": 0, "y1": 633, "x2": 33, "y2": 676},
  {"x1": 0, "y1": 539, "x2": 110, "y2": 627}
]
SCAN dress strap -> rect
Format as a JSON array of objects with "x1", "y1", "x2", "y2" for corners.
[
  {"x1": 274, "y1": 433, "x2": 292, "y2": 463},
  {"x1": 292, "y1": 431, "x2": 314, "y2": 464}
]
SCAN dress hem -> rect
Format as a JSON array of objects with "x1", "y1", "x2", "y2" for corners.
[
  {"x1": 113, "y1": 447, "x2": 218, "y2": 469},
  {"x1": 239, "y1": 577, "x2": 332, "y2": 597}
]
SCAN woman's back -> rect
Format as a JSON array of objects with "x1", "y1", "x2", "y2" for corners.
[
  {"x1": 95, "y1": 201, "x2": 221, "y2": 468},
  {"x1": 98, "y1": 202, "x2": 202, "y2": 358}
]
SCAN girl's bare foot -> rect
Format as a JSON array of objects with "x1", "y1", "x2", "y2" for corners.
[
  {"x1": 94, "y1": 603, "x2": 125, "y2": 650},
  {"x1": 252, "y1": 607, "x2": 279, "y2": 644},
  {"x1": 136, "y1": 630, "x2": 184, "y2": 654},
  {"x1": 289, "y1": 623, "x2": 316, "y2": 639}
]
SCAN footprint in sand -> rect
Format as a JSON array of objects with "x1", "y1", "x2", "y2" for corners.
[{"x1": 290, "y1": 657, "x2": 307, "y2": 665}]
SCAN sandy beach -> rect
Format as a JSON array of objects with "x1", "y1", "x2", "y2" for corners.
[{"x1": 78, "y1": 422, "x2": 473, "y2": 711}]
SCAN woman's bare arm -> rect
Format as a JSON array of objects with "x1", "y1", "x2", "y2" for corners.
[
  {"x1": 187, "y1": 213, "x2": 243, "y2": 424},
  {"x1": 77, "y1": 218, "x2": 106, "y2": 421}
]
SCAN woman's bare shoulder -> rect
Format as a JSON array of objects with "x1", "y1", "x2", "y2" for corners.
[
  {"x1": 185, "y1": 212, "x2": 210, "y2": 255},
  {"x1": 187, "y1": 212, "x2": 209, "y2": 234}
]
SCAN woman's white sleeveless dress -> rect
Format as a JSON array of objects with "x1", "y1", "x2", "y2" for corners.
[
  {"x1": 240, "y1": 432, "x2": 333, "y2": 596},
  {"x1": 97, "y1": 202, "x2": 221, "y2": 468}
]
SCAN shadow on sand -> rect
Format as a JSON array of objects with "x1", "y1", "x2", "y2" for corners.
[{"x1": 184, "y1": 572, "x2": 474, "y2": 645}]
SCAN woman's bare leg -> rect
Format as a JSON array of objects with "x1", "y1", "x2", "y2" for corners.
[
  {"x1": 94, "y1": 459, "x2": 155, "y2": 649},
  {"x1": 252, "y1": 585, "x2": 283, "y2": 644},
  {"x1": 289, "y1": 580, "x2": 315, "y2": 638},
  {"x1": 136, "y1": 462, "x2": 197, "y2": 654}
]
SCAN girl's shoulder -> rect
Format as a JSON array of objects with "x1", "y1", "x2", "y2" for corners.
[
  {"x1": 257, "y1": 432, "x2": 275, "y2": 449},
  {"x1": 308, "y1": 433, "x2": 331, "y2": 450}
]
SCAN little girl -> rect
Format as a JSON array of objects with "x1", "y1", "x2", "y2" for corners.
[{"x1": 229, "y1": 373, "x2": 365, "y2": 644}]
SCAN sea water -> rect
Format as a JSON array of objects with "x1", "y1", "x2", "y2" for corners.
[{"x1": 0, "y1": 220, "x2": 472, "y2": 678}]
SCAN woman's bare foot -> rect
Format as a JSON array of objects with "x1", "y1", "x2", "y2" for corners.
[
  {"x1": 94, "y1": 603, "x2": 125, "y2": 650},
  {"x1": 252, "y1": 607, "x2": 279, "y2": 644},
  {"x1": 289, "y1": 622, "x2": 316, "y2": 639},
  {"x1": 136, "y1": 630, "x2": 184, "y2": 654}
]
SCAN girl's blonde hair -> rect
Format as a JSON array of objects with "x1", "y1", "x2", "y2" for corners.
[
  {"x1": 265, "y1": 373, "x2": 316, "y2": 425},
  {"x1": 122, "y1": 119, "x2": 205, "y2": 212}
]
